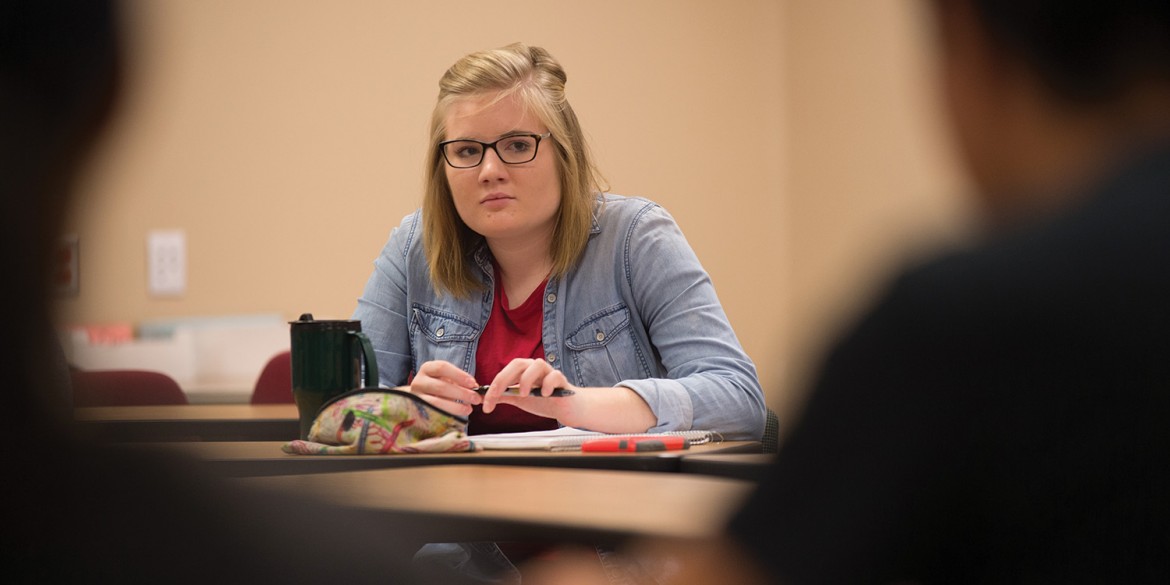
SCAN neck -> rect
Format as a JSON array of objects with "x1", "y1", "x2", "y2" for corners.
[
  {"x1": 984, "y1": 84, "x2": 1170, "y2": 219},
  {"x1": 488, "y1": 237, "x2": 553, "y2": 309}
]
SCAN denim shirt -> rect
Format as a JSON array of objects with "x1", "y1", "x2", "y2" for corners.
[{"x1": 353, "y1": 194, "x2": 765, "y2": 440}]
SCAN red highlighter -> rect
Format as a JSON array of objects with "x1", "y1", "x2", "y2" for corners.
[{"x1": 580, "y1": 436, "x2": 690, "y2": 452}]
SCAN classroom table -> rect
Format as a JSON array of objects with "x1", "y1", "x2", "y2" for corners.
[
  {"x1": 84, "y1": 407, "x2": 769, "y2": 544},
  {"x1": 74, "y1": 404, "x2": 300, "y2": 442},
  {"x1": 143, "y1": 439, "x2": 762, "y2": 477},
  {"x1": 235, "y1": 464, "x2": 756, "y2": 544}
]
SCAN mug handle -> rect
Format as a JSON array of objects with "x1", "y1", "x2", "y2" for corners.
[{"x1": 350, "y1": 331, "x2": 379, "y2": 388}]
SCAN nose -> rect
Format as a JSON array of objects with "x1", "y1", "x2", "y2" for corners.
[{"x1": 478, "y1": 147, "x2": 509, "y2": 183}]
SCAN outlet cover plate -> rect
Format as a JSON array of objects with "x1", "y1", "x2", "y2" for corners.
[{"x1": 147, "y1": 230, "x2": 186, "y2": 297}]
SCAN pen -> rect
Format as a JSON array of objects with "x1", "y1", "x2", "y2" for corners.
[
  {"x1": 580, "y1": 436, "x2": 690, "y2": 452},
  {"x1": 473, "y1": 385, "x2": 576, "y2": 398}
]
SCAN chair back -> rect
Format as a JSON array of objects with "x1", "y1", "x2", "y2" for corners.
[
  {"x1": 763, "y1": 408, "x2": 780, "y2": 454},
  {"x1": 71, "y1": 369, "x2": 189, "y2": 407},
  {"x1": 250, "y1": 350, "x2": 293, "y2": 404}
]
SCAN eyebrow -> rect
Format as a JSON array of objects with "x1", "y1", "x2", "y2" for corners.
[{"x1": 446, "y1": 130, "x2": 541, "y2": 142}]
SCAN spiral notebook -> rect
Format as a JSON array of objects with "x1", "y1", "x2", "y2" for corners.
[{"x1": 470, "y1": 426, "x2": 721, "y2": 451}]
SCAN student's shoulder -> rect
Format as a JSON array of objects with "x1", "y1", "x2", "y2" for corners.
[
  {"x1": 380, "y1": 208, "x2": 425, "y2": 260},
  {"x1": 856, "y1": 198, "x2": 1135, "y2": 361},
  {"x1": 595, "y1": 193, "x2": 675, "y2": 228}
]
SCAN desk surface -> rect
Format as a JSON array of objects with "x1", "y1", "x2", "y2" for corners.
[
  {"x1": 75, "y1": 404, "x2": 300, "y2": 442},
  {"x1": 75, "y1": 406, "x2": 767, "y2": 463},
  {"x1": 237, "y1": 464, "x2": 755, "y2": 543},
  {"x1": 149, "y1": 439, "x2": 761, "y2": 476},
  {"x1": 180, "y1": 383, "x2": 253, "y2": 405},
  {"x1": 76, "y1": 404, "x2": 299, "y2": 421}
]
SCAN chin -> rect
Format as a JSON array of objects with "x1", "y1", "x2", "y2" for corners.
[{"x1": 466, "y1": 220, "x2": 519, "y2": 240}]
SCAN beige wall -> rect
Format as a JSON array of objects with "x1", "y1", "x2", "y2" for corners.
[
  {"x1": 60, "y1": 0, "x2": 971, "y2": 420},
  {"x1": 778, "y1": 1, "x2": 972, "y2": 423}
]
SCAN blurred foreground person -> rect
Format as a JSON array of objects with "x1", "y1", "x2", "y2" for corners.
[
  {"x1": 529, "y1": 0, "x2": 1170, "y2": 582},
  {"x1": 0, "y1": 2, "x2": 445, "y2": 582}
]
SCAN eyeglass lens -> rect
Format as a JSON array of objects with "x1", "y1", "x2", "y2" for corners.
[{"x1": 442, "y1": 135, "x2": 541, "y2": 168}]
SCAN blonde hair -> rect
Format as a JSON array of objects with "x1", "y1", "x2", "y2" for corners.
[{"x1": 422, "y1": 43, "x2": 606, "y2": 298}]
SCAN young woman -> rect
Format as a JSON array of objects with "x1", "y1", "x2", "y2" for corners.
[{"x1": 354, "y1": 43, "x2": 765, "y2": 441}]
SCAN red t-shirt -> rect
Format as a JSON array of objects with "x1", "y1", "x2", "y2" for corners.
[{"x1": 468, "y1": 269, "x2": 559, "y2": 435}]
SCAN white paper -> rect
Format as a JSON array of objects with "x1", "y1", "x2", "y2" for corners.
[{"x1": 469, "y1": 427, "x2": 716, "y2": 451}]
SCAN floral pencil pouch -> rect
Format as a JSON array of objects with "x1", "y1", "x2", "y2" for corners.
[{"x1": 282, "y1": 388, "x2": 476, "y2": 455}]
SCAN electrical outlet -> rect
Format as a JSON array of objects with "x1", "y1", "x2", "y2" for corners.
[
  {"x1": 147, "y1": 230, "x2": 186, "y2": 297},
  {"x1": 54, "y1": 234, "x2": 80, "y2": 297}
]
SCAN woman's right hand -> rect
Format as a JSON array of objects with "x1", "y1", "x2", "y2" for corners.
[{"x1": 402, "y1": 360, "x2": 482, "y2": 416}]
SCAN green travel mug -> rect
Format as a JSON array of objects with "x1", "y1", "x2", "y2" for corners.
[{"x1": 289, "y1": 313, "x2": 379, "y2": 440}]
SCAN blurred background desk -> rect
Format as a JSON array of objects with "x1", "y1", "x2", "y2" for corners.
[
  {"x1": 148, "y1": 439, "x2": 762, "y2": 477},
  {"x1": 75, "y1": 404, "x2": 299, "y2": 442},
  {"x1": 236, "y1": 464, "x2": 756, "y2": 544}
]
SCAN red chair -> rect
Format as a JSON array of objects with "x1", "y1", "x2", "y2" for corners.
[
  {"x1": 71, "y1": 369, "x2": 189, "y2": 407},
  {"x1": 250, "y1": 350, "x2": 293, "y2": 404}
]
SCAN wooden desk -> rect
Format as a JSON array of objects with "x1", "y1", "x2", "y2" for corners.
[
  {"x1": 75, "y1": 404, "x2": 299, "y2": 442},
  {"x1": 236, "y1": 464, "x2": 755, "y2": 543},
  {"x1": 148, "y1": 440, "x2": 762, "y2": 477}
]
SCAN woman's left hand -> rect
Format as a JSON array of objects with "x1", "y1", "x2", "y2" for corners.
[
  {"x1": 480, "y1": 358, "x2": 576, "y2": 420},
  {"x1": 482, "y1": 358, "x2": 658, "y2": 433}
]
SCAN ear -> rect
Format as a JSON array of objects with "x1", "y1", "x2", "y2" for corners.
[
  {"x1": 934, "y1": 0, "x2": 1004, "y2": 99},
  {"x1": 931, "y1": 0, "x2": 1022, "y2": 198}
]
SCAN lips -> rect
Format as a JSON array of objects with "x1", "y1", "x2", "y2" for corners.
[{"x1": 480, "y1": 193, "x2": 514, "y2": 204}]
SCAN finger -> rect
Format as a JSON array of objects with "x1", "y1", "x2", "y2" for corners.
[
  {"x1": 414, "y1": 361, "x2": 481, "y2": 404},
  {"x1": 483, "y1": 358, "x2": 535, "y2": 413},
  {"x1": 416, "y1": 379, "x2": 482, "y2": 405},
  {"x1": 419, "y1": 360, "x2": 477, "y2": 388},
  {"x1": 538, "y1": 370, "x2": 570, "y2": 398},
  {"x1": 516, "y1": 359, "x2": 553, "y2": 396},
  {"x1": 414, "y1": 392, "x2": 473, "y2": 417}
]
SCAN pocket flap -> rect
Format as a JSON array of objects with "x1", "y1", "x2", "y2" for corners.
[
  {"x1": 411, "y1": 306, "x2": 479, "y2": 343},
  {"x1": 566, "y1": 304, "x2": 631, "y2": 350}
]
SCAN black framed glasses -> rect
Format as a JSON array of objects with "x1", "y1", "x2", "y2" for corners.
[{"x1": 439, "y1": 132, "x2": 552, "y2": 169}]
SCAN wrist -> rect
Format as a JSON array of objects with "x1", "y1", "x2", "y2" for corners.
[{"x1": 558, "y1": 386, "x2": 657, "y2": 434}]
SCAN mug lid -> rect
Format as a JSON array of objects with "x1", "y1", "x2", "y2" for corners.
[{"x1": 289, "y1": 313, "x2": 362, "y2": 330}]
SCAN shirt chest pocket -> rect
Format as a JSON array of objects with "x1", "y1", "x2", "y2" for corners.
[
  {"x1": 564, "y1": 304, "x2": 651, "y2": 386},
  {"x1": 410, "y1": 305, "x2": 480, "y2": 372}
]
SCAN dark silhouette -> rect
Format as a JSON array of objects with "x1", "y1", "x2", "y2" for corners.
[
  {"x1": 0, "y1": 2, "x2": 442, "y2": 582},
  {"x1": 732, "y1": 0, "x2": 1170, "y2": 581}
]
